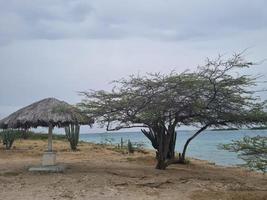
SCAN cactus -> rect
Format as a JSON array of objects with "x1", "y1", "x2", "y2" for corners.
[
  {"x1": 127, "y1": 140, "x2": 134, "y2": 153},
  {"x1": 65, "y1": 124, "x2": 80, "y2": 151},
  {"x1": 1, "y1": 130, "x2": 17, "y2": 150},
  {"x1": 120, "y1": 137, "x2": 124, "y2": 149}
]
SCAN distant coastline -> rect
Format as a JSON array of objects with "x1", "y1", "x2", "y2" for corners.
[
  {"x1": 249, "y1": 126, "x2": 267, "y2": 130},
  {"x1": 210, "y1": 127, "x2": 267, "y2": 131},
  {"x1": 210, "y1": 128, "x2": 239, "y2": 131}
]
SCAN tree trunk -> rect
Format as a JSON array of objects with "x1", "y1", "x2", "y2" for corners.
[
  {"x1": 179, "y1": 125, "x2": 209, "y2": 163},
  {"x1": 179, "y1": 137, "x2": 191, "y2": 164},
  {"x1": 167, "y1": 129, "x2": 176, "y2": 159},
  {"x1": 156, "y1": 157, "x2": 167, "y2": 169},
  {"x1": 142, "y1": 125, "x2": 176, "y2": 170}
]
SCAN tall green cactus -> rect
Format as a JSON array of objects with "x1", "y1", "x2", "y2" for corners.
[
  {"x1": 1, "y1": 130, "x2": 17, "y2": 150},
  {"x1": 65, "y1": 124, "x2": 80, "y2": 151},
  {"x1": 127, "y1": 140, "x2": 134, "y2": 153}
]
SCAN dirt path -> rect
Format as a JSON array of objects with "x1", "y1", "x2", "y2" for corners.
[{"x1": 0, "y1": 140, "x2": 266, "y2": 200}]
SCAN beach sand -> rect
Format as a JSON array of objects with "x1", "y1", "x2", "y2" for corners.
[{"x1": 0, "y1": 140, "x2": 266, "y2": 200}]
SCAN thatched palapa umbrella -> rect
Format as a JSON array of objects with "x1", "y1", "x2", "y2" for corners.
[{"x1": 0, "y1": 98, "x2": 93, "y2": 168}]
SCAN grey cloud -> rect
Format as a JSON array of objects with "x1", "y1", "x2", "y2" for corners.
[
  {"x1": 0, "y1": 0, "x2": 267, "y2": 44},
  {"x1": 0, "y1": 0, "x2": 266, "y2": 125},
  {"x1": 0, "y1": 0, "x2": 92, "y2": 22},
  {"x1": 0, "y1": 0, "x2": 93, "y2": 42}
]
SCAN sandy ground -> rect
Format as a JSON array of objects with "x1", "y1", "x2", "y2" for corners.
[{"x1": 0, "y1": 139, "x2": 266, "y2": 200}]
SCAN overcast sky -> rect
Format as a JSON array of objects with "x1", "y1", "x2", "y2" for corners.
[{"x1": 0, "y1": 0, "x2": 266, "y2": 133}]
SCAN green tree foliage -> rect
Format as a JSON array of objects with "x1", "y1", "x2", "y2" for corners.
[
  {"x1": 79, "y1": 52, "x2": 267, "y2": 169},
  {"x1": 220, "y1": 136, "x2": 267, "y2": 173}
]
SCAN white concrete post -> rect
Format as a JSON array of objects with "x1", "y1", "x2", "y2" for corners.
[
  {"x1": 48, "y1": 126, "x2": 53, "y2": 152},
  {"x1": 41, "y1": 125, "x2": 56, "y2": 166}
]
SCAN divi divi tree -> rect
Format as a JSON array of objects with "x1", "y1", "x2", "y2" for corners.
[{"x1": 79, "y1": 52, "x2": 267, "y2": 169}]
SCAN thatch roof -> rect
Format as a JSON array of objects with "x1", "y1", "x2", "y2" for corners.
[{"x1": 0, "y1": 98, "x2": 94, "y2": 129}]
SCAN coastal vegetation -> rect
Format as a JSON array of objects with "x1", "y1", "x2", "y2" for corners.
[
  {"x1": 220, "y1": 136, "x2": 267, "y2": 173},
  {"x1": 79, "y1": 52, "x2": 267, "y2": 169},
  {"x1": 98, "y1": 136, "x2": 146, "y2": 154},
  {"x1": 0, "y1": 130, "x2": 66, "y2": 150}
]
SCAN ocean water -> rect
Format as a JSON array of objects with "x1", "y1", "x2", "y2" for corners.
[{"x1": 80, "y1": 130, "x2": 267, "y2": 167}]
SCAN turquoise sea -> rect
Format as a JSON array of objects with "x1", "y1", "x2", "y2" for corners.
[{"x1": 80, "y1": 130, "x2": 267, "y2": 167}]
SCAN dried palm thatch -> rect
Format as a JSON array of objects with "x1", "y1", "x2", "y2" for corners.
[{"x1": 0, "y1": 98, "x2": 93, "y2": 129}]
